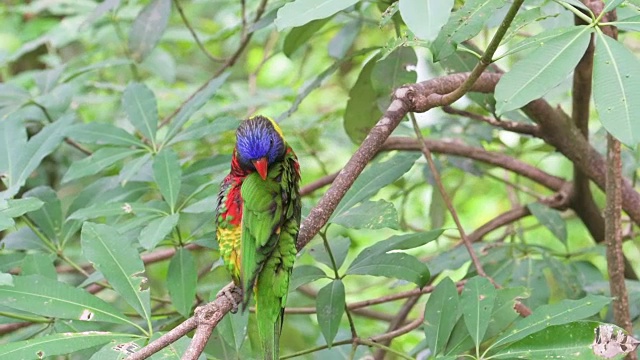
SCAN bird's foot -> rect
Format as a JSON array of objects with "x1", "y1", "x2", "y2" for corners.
[{"x1": 216, "y1": 283, "x2": 242, "y2": 313}]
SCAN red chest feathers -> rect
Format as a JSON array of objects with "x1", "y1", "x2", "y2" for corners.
[{"x1": 223, "y1": 182, "x2": 243, "y2": 226}]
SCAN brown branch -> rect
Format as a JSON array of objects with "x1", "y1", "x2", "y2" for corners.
[
  {"x1": 442, "y1": 106, "x2": 540, "y2": 136},
  {"x1": 373, "y1": 295, "x2": 420, "y2": 360},
  {"x1": 0, "y1": 321, "x2": 32, "y2": 335},
  {"x1": 296, "y1": 72, "x2": 502, "y2": 251},
  {"x1": 409, "y1": 112, "x2": 490, "y2": 280},
  {"x1": 383, "y1": 137, "x2": 566, "y2": 192},
  {"x1": 300, "y1": 171, "x2": 339, "y2": 196}
]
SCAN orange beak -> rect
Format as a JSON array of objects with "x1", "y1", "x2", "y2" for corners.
[{"x1": 252, "y1": 157, "x2": 268, "y2": 180}]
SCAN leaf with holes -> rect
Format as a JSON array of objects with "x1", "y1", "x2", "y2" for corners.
[
  {"x1": 0, "y1": 275, "x2": 134, "y2": 326},
  {"x1": 81, "y1": 222, "x2": 151, "y2": 329},
  {"x1": 460, "y1": 276, "x2": 496, "y2": 349},
  {"x1": 0, "y1": 332, "x2": 137, "y2": 359}
]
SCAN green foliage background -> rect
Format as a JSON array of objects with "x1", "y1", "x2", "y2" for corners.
[{"x1": 0, "y1": 0, "x2": 640, "y2": 359}]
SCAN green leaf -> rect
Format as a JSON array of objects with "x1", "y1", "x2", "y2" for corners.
[
  {"x1": 328, "y1": 20, "x2": 361, "y2": 59},
  {"x1": 68, "y1": 202, "x2": 163, "y2": 220},
  {"x1": 164, "y1": 72, "x2": 231, "y2": 144},
  {"x1": 613, "y1": 15, "x2": 640, "y2": 32},
  {"x1": 424, "y1": 278, "x2": 460, "y2": 356},
  {"x1": 495, "y1": 26, "x2": 592, "y2": 115},
  {"x1": 167, "y1": 248, "x2": 197, "y2": 318},
  {"x1": 460, "y1": 276, "x2": 496, "y2": 349},
  {"x1": 128, "y1": 0, "x2": 171, "y2": 62},
  {"x1": 63, "y1": 148, "x2": 142, "y2": 183},
  {"x1": 283, "y1": 18, "x2": 331, "y2": 57},
  {"x1": 67, "y1": 123, "x2": 144, "y2": 148},
  {"x1": 80, "y1": 0, "x2": 122, "y2": 30},
  {"x1": 316, "y1": 279, "x2": 345, "y2": 347},
  {"x1": 491, "y1": 321, "x2": 614, "y2": 359},
  {"x1": 343, "y1": 53, "x2": 382, "y2": 143},
  {"x1": 346, "y1": 252, "x2": 430, "y2": 287},
  {"x1": 122, "y1": 82, "x2": 158, "y2": 147},
  {"x1": 119, "y1": 153, "x2": 152, "y2": 185},
  {"x1": 289, "y1": 265, "x2": 328, "y2": 291},
  {"x1": 603, "y1": 0, "x2": 624, "y2": 12},
  {"x1": 372, "y1": 47, "x2": 417, "y2": 94},
  {"x1": 6, "y1": 114, "x2": 74, "y2": 198},
  {"x1": 399, "y1": 0, "x2": 453, "y2": 41},
  {"x1": 23, "y1": 186, "x2": 62, "y2": 242},
  {"x1": 0, "y1": 197, "x2": 44, "y2": 218},
  {"x1": 81, "y1": 222, "x2": 151, "y2": 329},
  {"x1": 308, "y1": 236, "x2": 351, "y2": 270},
  {"x1": 489, "y1": 295, "x2": 611, "y2": 351},
  {"x1": 167, "y1": 116, "x2": 239, "y2": 146},
  {"x1": 527, "y1": 202, "x2": 567, "y2": 244},
  {"x1": 593, "y1": 31, "x2": 640, "y2": 146},
  {"x1": 331, "y1": 200, "x2": 399, "y2": 230},
  {"x1": 332, "y1": 152, "x2": 420, "y2": 217},
  {"x1": 0, "y1": 275, "x2": 133, "y2": 326},
  {"x1": 217, "y1": 308, "x2": 249, "y2": 352},
  {"x1": 0, "y1": 118, "x2": 26, "y2": 187},
  {"x1": 500, "y1": 27, "x2": 571, "y2": 59},
  {"x1": 275, "y1": 0, "x2": 359, "y2": 30},
  {"x1": 21, "y1": 253, "x2": 56, "y2": 279},
  {"x1": 153, "y1": 148, "x2": 182, "y2": 211},
  {"x1": 0, "y1": 273, "x2": 13, "y2": 286},
  {"x1": 0, "y1": 332, "x2": 137, "y2": 359},
  {"x1": 350, "y1": 230, "x2": 443, "y2": 266},
  {"x1": 431, "y1": 0, "x2": 507, "y2": 61},
  {"x1": 139, "y1": 213, "x2": 179, "y2": 250}
]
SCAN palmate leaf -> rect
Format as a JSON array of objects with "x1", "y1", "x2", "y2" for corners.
[
  {"x1": 0, "y1": 198, "x2": 44, "y2": 232},
  {"x1": 343, "y1": 52, "x2": 381, "y2": 144},
  {"x1": 0, "y1": 332, "x2": 137, "y2": 359},
  {"x1": 63, "y1": 148, "x2": 143, "y2": 183},
  {"x1": 139, "y1": 213, "x2": 179, "y2": 250},
  {"x1": 316, "y1": 279, "x2": 345, "y2": 347},
  {"x1": 495, "y1": 26, "x2": 592, "y2": 115},
  {"x1": 308, "y1": 236, "x2": 351, "y2": 270},
  {"x1": 593, "y1": 30, "x2": 640, "y2": 146},
  {"x1": 283, "y1": 18, "x2": 331, "y2": 58},
  {"x1": 399, "y1": 0, "x2": 453, "y2": 42},
  {"x1": 0, "y1": 275, "x2": 134, "y2": 327},
  {"x1": 21, "y1": 253, "x2": 56, "y2": 279},
  {"x1": 275, "y1": 0, "x2": 359, "y2": 30},
  {"x1": 81, "y1": 223, "x2": 151, "y2": 332}
]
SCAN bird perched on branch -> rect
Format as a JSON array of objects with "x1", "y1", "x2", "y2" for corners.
[{"x1": 215, "y1": 115, "x2": 301, "y2": 359}]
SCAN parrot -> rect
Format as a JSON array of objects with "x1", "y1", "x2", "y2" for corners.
[{"x1": 215, "y1": 115, "x2": 301, "y2": 360}]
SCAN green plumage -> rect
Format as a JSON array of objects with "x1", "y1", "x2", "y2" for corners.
[{"x1": 240, "y1": 147, "x2": 300, "y2": 360}]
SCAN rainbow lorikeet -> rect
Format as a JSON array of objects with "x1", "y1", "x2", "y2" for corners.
[{"x1": 215, "y1": 115, "x2": 301, "y2": 359}]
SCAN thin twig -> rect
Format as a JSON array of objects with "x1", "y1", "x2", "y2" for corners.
[
  {"x1": 172, "y1": 0, "x2": 225, "y2": 63},
  {"x1": 442, "y1": 105, "x2": 540, "y2": 136},
  {"x1": 409, "y1": 112, "x2": 490, "y2": 280}
]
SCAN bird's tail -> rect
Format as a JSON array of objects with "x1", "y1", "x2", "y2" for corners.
[{"x1": 256, "y1": 298, "x2": 284, "y2": 360}]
